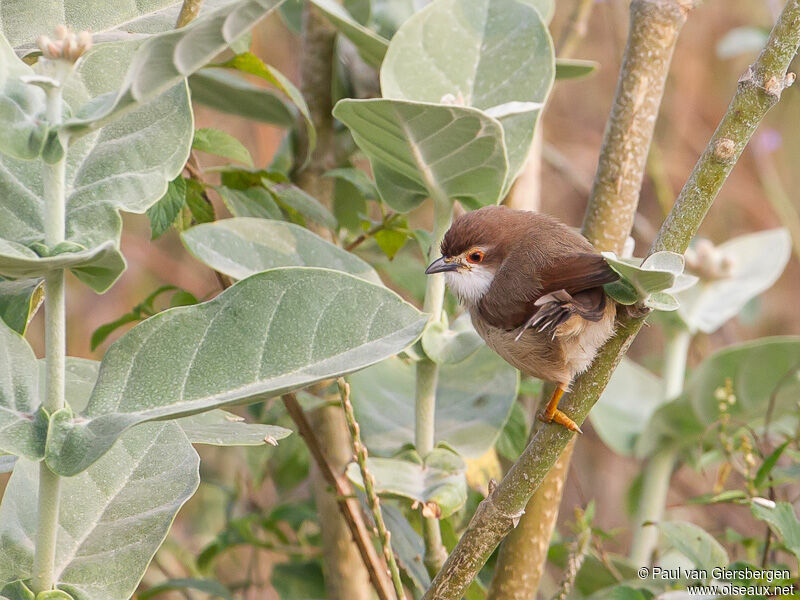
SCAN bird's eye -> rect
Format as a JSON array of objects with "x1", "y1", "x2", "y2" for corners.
[{"x1": 466, "y1": 250, "x2": 484, "y2": 264}]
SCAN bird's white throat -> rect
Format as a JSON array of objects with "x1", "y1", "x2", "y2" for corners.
[{"x1": 444, "y1": 266, "x2": 495, "y2": 305}]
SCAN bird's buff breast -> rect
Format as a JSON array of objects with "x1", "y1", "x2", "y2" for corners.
[{"x1": 469, "y1": 302, "x2": 616, "y2": 388}]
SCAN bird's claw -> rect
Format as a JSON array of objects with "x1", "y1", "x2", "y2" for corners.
[{"x1": 537, "y1": 409, "x2": 583, "y2": 434}]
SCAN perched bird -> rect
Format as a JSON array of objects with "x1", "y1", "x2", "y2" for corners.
[{"x1": 425, "y1": 205, "x2": 619, "y2": 433}]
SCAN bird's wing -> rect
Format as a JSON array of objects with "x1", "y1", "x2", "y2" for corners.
[{"x1": 478, "y1": 253, "x2": 618, "y2": 331}]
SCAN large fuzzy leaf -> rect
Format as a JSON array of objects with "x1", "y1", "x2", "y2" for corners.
[
  {"x1": 677, "y1": 229, "x2": 791, "y2": 334},
  {"x1": 346, "y1": 448, "x2": 467, "y2": 517},
  {"x1": 0, "y1": 41, "x2": 193, "y2": 291},
  {"x1": 590, "y1": 359, "x2": 664, "y2": 457},
  {"x1": 45, "y1": 267, "x2": 427, "y2": 475},
  {"x1": 380, "y1": 0, "x2": 554, "y2": 190},
  {"x1": 334, "y1": 98, "x2": 508, "y2": 212},
  {"x1": 348, "y1": 346, "x2": 518, "y2": 458},
  {"x1": 0, "y1": 422, "x2": 200, "y2": 600},
  {"x1": 181, "y1": 218, "x2": 381, "y2": 284},
  {"x1": 175, "y1": 410, "x2": 292, "y2": 446},
  {"x1": 0, "y1": 320, "x2": 46, "y2": 460},
  {"x1": 63, "y1": 0, "x2": 286, "y2": 135}
]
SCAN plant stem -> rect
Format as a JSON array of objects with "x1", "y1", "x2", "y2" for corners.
[
  {"x1": 629, "y1": 329, "x2": 690, "y2": 565},
  {"x1": 417, "y1": 197, "x2": 453, "y2": 575},
  {"x1": 32, "y1": 84, "x2": 67, "y2": 595},
  {"x1": 556, "y1": 0, "x2": 595, "y2": 58},
  {"x1": 582, "y1": 0, "x2": 693, "y2": 252},
  {"x1": 338, "y1": 379, "x2": 406, "y2": 600},
  {"x1": 422, "y1": 1, "x2": 800, "y2": 595}
]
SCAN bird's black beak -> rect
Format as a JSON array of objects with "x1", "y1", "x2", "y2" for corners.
[{"x1": 425, "y1": 257, "x2": 459, "y2": 274}]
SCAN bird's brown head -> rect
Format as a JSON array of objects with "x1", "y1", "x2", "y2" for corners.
[{"x1": 425, "y1": 206, "x2": 518, "y2": 304}]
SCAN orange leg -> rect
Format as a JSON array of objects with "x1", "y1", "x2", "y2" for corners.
[{"x1": 537, "y1": 386, "x2": 582, "y2": 434}]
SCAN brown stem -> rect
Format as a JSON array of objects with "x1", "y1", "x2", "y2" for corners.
[{"x1": 282, "y1": 394, "x2": 396, "y2": 600}]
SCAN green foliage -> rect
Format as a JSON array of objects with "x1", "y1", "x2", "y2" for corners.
[
  {"x1": 175, "y1": 410, "x2": 292, "y2": 446},
  {"x1": 421, "y1": 313, "x2": 483, "y2": 365},
  {"x1": 310, "y1": 0, "x2": 389, "y2": 68},
  {"x1": 182, "y1": 218, "x2": 381, "y2": 283},
  {"x1": 0, "y1": 278, "x2": 43, "y2": 335},
  {"x1": 146, "y1": 177, "x2": 188, "y2": 240},
  {"x1": 192, "y1": 128, "x2": 254, "y2": 166},
  {"x1": 602, "y1": 251, "x2": 692, "y2": 309},
  {"x1": 334, "y1": 99, "x2": 509, "y2": 211},
  {"x1": 348, "y1": 347, "x2": 518, "y2": 458},
  {"x1": 555, "y1": 58, "x2": 599, "y2": 80},
  {"x1": 750, "y1": 501, "x2": 800, "y2": 561},
  {"x1": 495, "y1": 401, "x2": 530, "y2": 462},
  {"x1": 380, "y1": 0, "x2": 554, "y2": 190},
  {"x1": 347, "y1": 448, "x2": 468, "y2": 518},
  {"x1": 658, "y1": 521, "x2": 728, "y2": 571},
  {"x1": 0, "y1": 422, "x2": 200, "y2": 600},
  {"x1": 137, "y1": 578, "x2": 232, "y2": 600}
]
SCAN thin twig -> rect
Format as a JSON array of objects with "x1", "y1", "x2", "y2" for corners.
[
  {"x1": 338, "y1": 379, "x2": 406, "y2": 600},
  {"x1": 281, "y1": 394, "x2": 397, "y2": 600},
  {"x1": 422, "y1": 0, "x2": 800, "y2": 596}
]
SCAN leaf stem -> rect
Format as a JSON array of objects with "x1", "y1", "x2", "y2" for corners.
[
  {"x1": 416, "y1": 197, "x2": 453, "y2": 575},
  {"x1": 175, "y1": 0, "x2": 203, "y2": 28},
  {"x1": 32, "y1": 82, "x2": 68, "y2": 595},
  {"x1": 628, "y1": 328, "x2": 689, "y2": 565},
  {"x1": 338, "y1": 379, "x2": 406, "y2": 600}
]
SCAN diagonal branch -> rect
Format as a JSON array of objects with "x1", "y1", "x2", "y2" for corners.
[{"x1": 423, "y1": 0, "x2": 800, "y2": 597}]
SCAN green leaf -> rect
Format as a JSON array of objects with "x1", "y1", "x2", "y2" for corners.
[
  {"x1": 138, "y1": 579, "x2": 232, "y2": 600},
  {"x1": 349, "y1": 346, "x2": 518, "y2": 458},
  {"x1": 45, "y1": 268, "x2": 427, "y2": 475},
  {"x1": 0, "y1": 240, "x2": 127, "y2": 294},
  {"x1": 0, "y1": 422, "x2": 199, "y2": 599},
  {"x1": 347, "y1": 448, "x2": 467, "y2": 517},
  {"x1": 265, "y1": 182, "x2": 337, "y2": 229},
  {"x1": 602, "y1": 252, "x2": 686, "y2": 307},
  {"x1": 325, "y1": 168, "x2": 379, "y2": 199},
  {"x1": 382, "y1": 504, "x2": 430, "y2": 591},
  {"x1": 495, "y1": 401, "x2": 529, "y2": 462},
  {"x1": 0, "y1": 37, "x2": 48, "y2": 160},
  {"x1": 64, "y1": 0, "x2": 287, "y2": 135},
  {"x1": 271, "y1": 562, "x2": 326, "y2": 600},
  {"x1": 677, "y1": 229, "x2": 791, "y2": 334},
  {"x1": 216, "y1": 185, "x2": 283, "y2": 220},
  {"x1": 332, "y1": 178, "x2": 368, "y2": 231},
  {"x1": 193, "y1": 128, "x2": 254, "y2": 167},
  {"x1": 220, "y1": 52, "x2": 316, "y2": 164},
  {"x1": 638, "y1": 337, "x2": 800, "y2": 458},
  {"x1": 380, "y1": 0, "x2": 554, "y2": 191},
  {"x1": 520, "y1": 0, "x2": 554, "y2": 22},
  {"x1": 0, "y1": 41, "x2": 193, "y2": 291},
  {"x1": 181, "y1": 218, "x2": 381, "y2": 284},
  {"x1": 750, "y1": 501, "x2": 800, "y2": 560},
  {"x1": 0, "y1": 454, "x2": 17, "y2": 473},
  {"x1": 658, "y1": 521, "x2": 728, "y2": 572},
  {"x1": 374, "y1": 228, "x2": 409, "y2": 260},
  {"x1": 147, "y1": 176, "x2": 187, "y2": 240},
  {"x1": 175, "y1": 410, "x2": 292, "y2": 446},
  {"x1": 310, "y1": 0, "x2": 390, "y2": 67},
  {"x1": 185, "y1": 179, "x2": 215, "y2": 224},
  {"x1": 189, "y1": 68, "x2": 296, "y2": 126},
  {"x1": 754, "y1": 441, "x2": 789, "y2": 489},
  {"x1": 421, "y1": 312, "x2": 483, "y2": 364},
  {"x1": 0, "y1": 319, "x2": 47, "y2": 460},
  {"x1": 0, "y1": 278, "x2": 43, "y2": 335},
  {"x1": 590, "y1": 359, "x2": 664, "y2": 456},
  {"x1": 334, "y1": 98, "x2": 509, "y2": 212},
  {"x1": 555, "y1": 58, "x2": 599, "y2": 80},
  {"x1": 0, "y1": 0, "x2": 214, "y2": 48},
  {"x1": 89, "y1": 311, "x2": 141, "y2": 351}
]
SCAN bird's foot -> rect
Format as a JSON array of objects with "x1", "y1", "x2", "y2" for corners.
[{"x1": 537, "y1": 409, "x2": 583, "y2": 434}]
